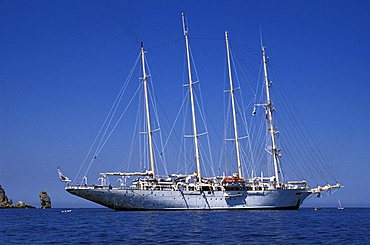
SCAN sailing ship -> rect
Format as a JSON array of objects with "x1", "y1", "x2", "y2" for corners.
[{"x1": 64, "y1": 14, "x2": 342, "y2": 210}]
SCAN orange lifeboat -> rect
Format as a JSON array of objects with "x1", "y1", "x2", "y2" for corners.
[{"x1": 222, "y1": 176, "x2": 245, "y2": 184}]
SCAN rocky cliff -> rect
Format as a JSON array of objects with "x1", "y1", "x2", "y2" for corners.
[{"x1": 0, "y1": 185, "x2": 13, "y2": 208}]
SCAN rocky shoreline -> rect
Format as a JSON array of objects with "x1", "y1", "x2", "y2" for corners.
[{"x1": 0, "y1": 185, "x2": 51, "y2": 209}]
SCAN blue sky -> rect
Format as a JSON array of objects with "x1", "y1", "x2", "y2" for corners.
[{"x1": 1, "y1": 0, "x2": 370, "y2": 208}]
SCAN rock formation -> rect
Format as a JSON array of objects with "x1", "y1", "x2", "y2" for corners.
[
  {"x1": 14, "y1": 201, "x2": 26, "y2": 208},
  {"x1": 0, "y1": 185, "x2": 13, "y2": 208},
  {"x1": 39, "y1": 191, "x2": 51, "y2": 208},
  {"x1": 0, "y1": 185, "x2": 35, "y2": 208}
]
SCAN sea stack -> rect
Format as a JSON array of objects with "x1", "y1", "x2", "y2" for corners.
[
  {"x1": 0, "y1": 185, "x2": 13, "y2": 208},
  {"x1": 39, "y1": 191, "x2": 51, "y2": 208}
]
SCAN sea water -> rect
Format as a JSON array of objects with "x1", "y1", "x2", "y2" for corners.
[{"x1": 1, "y1": 208, "x2": 369, "y2": 244}]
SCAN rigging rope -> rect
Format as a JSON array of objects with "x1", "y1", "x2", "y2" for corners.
[
  {"x1": 83, "y1": 83, "x2": 143, "y2": 178},
  {"x1": 73, "y1": 53, "x2": 140, "y2": 184}
]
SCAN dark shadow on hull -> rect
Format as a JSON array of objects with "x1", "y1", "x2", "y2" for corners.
[{"x1": 112, "y1": 205, "x2": 300, "y2": 211}]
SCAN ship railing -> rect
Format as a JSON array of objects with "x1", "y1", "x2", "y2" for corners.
[
  {"x1": 241, "y1": 179, "x2": 310, "y2": 191},
  {"x1": 100, "y1": 171, "x2": 154, "y2": 177},
  {"x1": 67, "y1": 184, "x2": 176, "y2": 191},
  {"x1": 287, "y1": 181, "x2": 307, "y2": 185},
  {"x1": 66, "y1": 185, "x2": 96, "y2": 190},
  {"x1": 282, "y1": 181, "x2": 309, "y2": 189}
]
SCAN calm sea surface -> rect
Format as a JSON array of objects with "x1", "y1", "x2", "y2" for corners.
[{"x1": 1, "y1": 208, "x2": 369, "y2": 244}]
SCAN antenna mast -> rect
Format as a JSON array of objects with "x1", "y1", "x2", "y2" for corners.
[
  {"x1": 261, "y1": 43, "x2": 280, "y2": 185},
  {"x1": 182, "y1": 13, "x2": 201, "y2": 181},
  {"x1": 140, "y1": 42, "x2": 156, "y2": 177},
  {"x1": 225, "y1": 31, "x2": 243, "y2": 178}
]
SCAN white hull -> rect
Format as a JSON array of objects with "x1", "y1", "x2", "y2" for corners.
[{"x1": 66, "y1": 187, "x2": 311, "y2": 210}]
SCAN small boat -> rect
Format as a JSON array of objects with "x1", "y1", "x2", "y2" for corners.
[
  {"x1": 61, "y1": 209, "x2": 72, "y2": 213},
  {"x1": 314, "y1": 207, "x2": 324, "y2": 211},
  {"x1": 338, "y1": 200, "x2": 344, "y2": 210}
]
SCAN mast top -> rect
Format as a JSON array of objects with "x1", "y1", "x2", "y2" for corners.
[
  {"x1": 225, "y1": 30, "x2": 229, "y2": 39},
  {"x1": 182, "y1": 13, "x2": 188, "y2": 36}
]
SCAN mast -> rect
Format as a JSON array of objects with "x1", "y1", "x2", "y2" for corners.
[
  {"x1": 140, "y1": 42, "x2": 156, "y2": 177},
  {"x1": 261, "y1": 44, "x2": 280, "y2": 185},
  {"x1": 225, "y1": 31, "x2": 243, "y2": 178},
  {"x1": 182, "y1": 13, "x2": 201, "y2": 181}
]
